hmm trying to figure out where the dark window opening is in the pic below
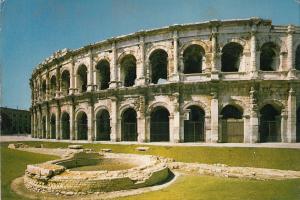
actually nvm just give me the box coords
[296,45,300,70]
[77,65,87,92]
[50,76,56,97]
[296,108,300,142]
[96,60,110,90]
[61,70,70,95]
[121,55,136,87]
[221,42,243,72]
[41,80,47,98]
[260,42,279,71]
[150,49,168,84]
[42,116,46,138]
[183,44,204,74]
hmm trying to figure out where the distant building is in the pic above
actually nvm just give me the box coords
[0,107,31,135]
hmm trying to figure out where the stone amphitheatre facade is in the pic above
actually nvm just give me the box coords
[30,18,300,144]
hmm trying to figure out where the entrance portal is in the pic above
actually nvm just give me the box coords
[150,107,170,142]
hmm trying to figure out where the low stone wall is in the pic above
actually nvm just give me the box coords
[24,151,171,195]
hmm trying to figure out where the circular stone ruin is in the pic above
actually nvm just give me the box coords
[24,149,171,195]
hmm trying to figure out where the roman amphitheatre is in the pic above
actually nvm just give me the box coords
[2,18,300,200]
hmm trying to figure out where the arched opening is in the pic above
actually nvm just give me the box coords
[184,105,205,142]
[77,112,87,140]
[50,114,56,139]
[259,104,281,142]
[42,116,46,138]
[50,76,56,98]
[77,65,87,92]
[296,107,300,142]
[96,110,110,141]
[220,105,244,143]
[121,108,137,141]
[96,60,110,90]
[120,55,136,87]
[61,112,70,139]
[41,80,47,99]
[149,49,168,84]
[296,45,300,70]
[61,70,70,95]
[260,42,280,71]
[183,44,205,74]
[221,42,243,72]
[150,106,170,142]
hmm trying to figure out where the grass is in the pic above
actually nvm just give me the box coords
[1,144,59,200]
[22,141,300,170]
[119,174,300,200]
[1,141,300,200]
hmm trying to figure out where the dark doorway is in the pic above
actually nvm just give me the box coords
[42,116,46,138]
[61,112,70,139]
[150,107,170,142]
[77,112,87,140]
[184,106,205,142]
[121,108,137,141]
[259,104,281,142]
[220,105,244,143]
[296,107,300,142]
[296,45,300,71]
[96,110,111,141]
[50,76,56,98]
[50,114,56,139]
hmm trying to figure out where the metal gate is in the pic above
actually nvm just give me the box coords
[259,121,280,142]
[122,122,137,141]
[184,121,204,142]
[221,119,244,143]
[150,122,169,142]
[97,123,110,141]
[77,123,87,140]
[297,122,300,142]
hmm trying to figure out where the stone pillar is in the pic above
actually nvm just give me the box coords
[145,115,150,142]
[249,87,259,143]
[45,71,49,101]
[109,40,118,88]
[243,115,250,143]
[281,112,288,142]
[70,103,75,140]
[56,105,61,140]
[110,97,118,142]
[70,58,75,94]
[205,115,212,142]
[210,92,219,142]
[171,29,180,82]
[55,66,61,98]
[171,93,180,143]
[179,113,185,142]
[210,26,220,80]
[38,108,42,138]
[137,113,146,143]
[250,24,258,78]
[287,25,296,79]
[87,101,94,141]
[136,34,146,86]
[287,88,296,142]
[87,49,95,91]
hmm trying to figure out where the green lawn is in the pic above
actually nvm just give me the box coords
[1,141,300,200]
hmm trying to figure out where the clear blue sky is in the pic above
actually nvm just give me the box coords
[1,0,299,110]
